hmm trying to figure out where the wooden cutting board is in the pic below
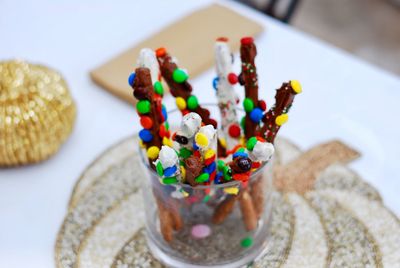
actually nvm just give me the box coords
[90,4,264,105]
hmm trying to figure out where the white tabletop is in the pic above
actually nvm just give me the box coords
[1,0,399,267]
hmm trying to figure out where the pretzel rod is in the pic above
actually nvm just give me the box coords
[238,37,265,140]
[260,81,302,143]
[214,38,241,152]
[156,48,217,128]
[249,175,265,219]
[212,195,238,224]
[156,197,174,242]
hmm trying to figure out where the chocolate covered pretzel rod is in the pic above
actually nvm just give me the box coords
[156,48,217,128]
[260,80,302,143]
[238,37,265,140]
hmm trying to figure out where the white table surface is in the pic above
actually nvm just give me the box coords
[1,0,399,267]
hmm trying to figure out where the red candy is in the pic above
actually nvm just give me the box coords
[228,124,241,138]
[194,151,201,158]
[227,73,238,85]
[182,109,190,116]
[209,171,216,181]
[256,136,265,142]
[258,100,267,111]
[159,124,167,138]
[204,155,216,166]
[252,162,261,169]
[241,37,254,45]
[156,47,166,57]
[216,37,228,42]
[140,116,153,129]
[233,172,250,182]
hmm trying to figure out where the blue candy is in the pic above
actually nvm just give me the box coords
[215,172,223,184]
[139,129,153,142]
[233,151,248,159]
[250,107,263,123]
[128,72,136,86]
[164,165,177,177]
[203,162,217,174]
[162,106,168,121]
[192,140,199,151]
[212,77,219,90]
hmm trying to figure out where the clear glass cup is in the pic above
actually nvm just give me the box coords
[138,106,274,267]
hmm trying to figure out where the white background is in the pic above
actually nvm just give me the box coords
[1,0,399,267]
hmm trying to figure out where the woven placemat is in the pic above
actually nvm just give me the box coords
[55,136,400,268]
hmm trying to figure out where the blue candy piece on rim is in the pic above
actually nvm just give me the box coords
[139,129,153,143]
[128,72,136,86]
[212,77,219,90]
[164,165,177,177]
[250,107,263,123]
[233,151,248,159]
[215,172,223,184]
[203,162,216,174]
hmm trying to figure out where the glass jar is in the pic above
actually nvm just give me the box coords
[138,106,274,267]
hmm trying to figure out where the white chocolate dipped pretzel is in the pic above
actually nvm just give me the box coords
[214,39,240,150]
[137,48,160,83]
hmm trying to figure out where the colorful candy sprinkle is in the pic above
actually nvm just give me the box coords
[195,133,209,147]
[227,73,238,85]
[172,68,188,83]
[228,124,241,138]
[191,224,211,239]
[164,165,177,177]
[195,173,209,183]
[247,137,258,151]
[290,80,302,94]
[187,95,199,110]
[156,162,164,176]
[275,113,289,126]
[224,187,239,195]
[147,146,160,160]
[128,72,136,87]
[154,81,164,95]
[163,176,178,184]
[136,100,151,114]
[241,237,253,248]
[243,98,254,112]
[140,116,153,129]
[249,107,263,123]
[139,129,153,142]
[212,77,219,90]
[175,97,187,110]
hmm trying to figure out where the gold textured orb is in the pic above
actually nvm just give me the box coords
[0,60,77,166]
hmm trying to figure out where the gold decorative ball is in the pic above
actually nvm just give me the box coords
[0,60,77,166]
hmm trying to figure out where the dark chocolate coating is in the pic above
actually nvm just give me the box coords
[174,134,189,145]
[184,155,204,186]
[230,156,252,173]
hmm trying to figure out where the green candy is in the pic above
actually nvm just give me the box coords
[243,98,254,113]
[202,195,211,203]
[164,121,169,131]
[237,147,245,153]
[247,137,258,151]
[217,160,226,171]
[241,237,253,248]
[156,162,164,176]
[195,173,209,183]
[179,147,192,159]
[240,116,246,130]
[223,166,232,181]
[136,100,151,114]
[187,95,199,110]
[172,68,188,83]
[154,81,164,95]
[163,177,178,184]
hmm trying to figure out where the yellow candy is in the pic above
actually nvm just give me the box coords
[219,138,227,148]
[290,80,302,94]
[175,97,187,110]
[139,140,146,148]
[181,190,189,197]
[147,146,160,160]
[180,166,186,181]
[224,187,239,195]
[204,149,215,159]
[275,114,289,126]
[195,133,209,147]
[240,136,246,146]
[162,137,173,147]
